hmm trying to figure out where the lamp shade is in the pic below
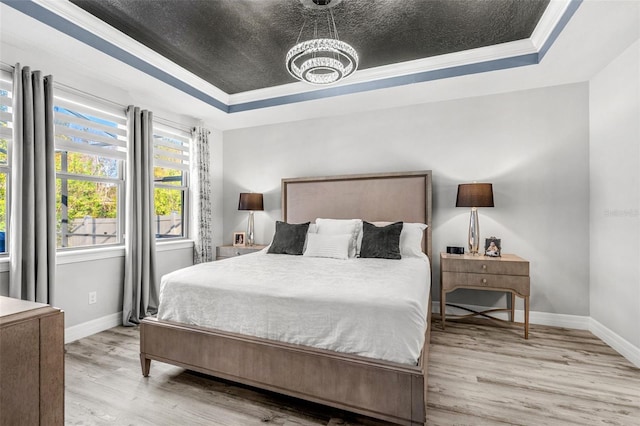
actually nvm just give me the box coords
[238,193,264,211]
[456,183,494,208]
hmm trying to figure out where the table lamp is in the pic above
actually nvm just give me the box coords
[238,193,264,246]
[456,183,494,255]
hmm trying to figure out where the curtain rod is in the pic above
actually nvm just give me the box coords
[0,62,14,73]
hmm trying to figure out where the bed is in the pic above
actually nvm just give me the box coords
[140,170,433,425]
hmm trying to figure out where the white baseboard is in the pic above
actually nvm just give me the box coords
[65,311,122,344]
[432,302,639,367]
[589,318,640,368]
[527,310,591,330]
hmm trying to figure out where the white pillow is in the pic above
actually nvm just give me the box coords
[361,222,427,258]
[399,222,428,258]
[303,233,350,260]
[303,223,318,252]
[315,218,362,258]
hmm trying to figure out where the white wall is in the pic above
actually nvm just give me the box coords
[223,82,591,316]
[589,39,640,350]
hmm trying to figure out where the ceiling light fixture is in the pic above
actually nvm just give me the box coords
[286,0,358,85]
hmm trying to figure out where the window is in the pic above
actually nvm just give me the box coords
[0,69,12,254]
[153,122,190,240]
[53,92,126,249]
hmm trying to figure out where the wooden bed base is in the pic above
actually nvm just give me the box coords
[140,171,433,425]
[140,299,431,425]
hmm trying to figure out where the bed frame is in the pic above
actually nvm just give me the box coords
[140,170,433,425]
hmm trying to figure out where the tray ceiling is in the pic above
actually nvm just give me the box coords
[69,0,550,95]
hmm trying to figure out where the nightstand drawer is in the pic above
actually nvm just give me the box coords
[441,256,528,276]
[216,245,266,260]
[442,272,530,296]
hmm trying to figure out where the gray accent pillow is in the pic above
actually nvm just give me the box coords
[359,221,403,259]
[267,221,310,255]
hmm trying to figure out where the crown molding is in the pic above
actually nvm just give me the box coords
[531,0,574,50]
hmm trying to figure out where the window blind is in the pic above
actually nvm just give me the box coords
[153,122,190,172]
[53,91,127,160]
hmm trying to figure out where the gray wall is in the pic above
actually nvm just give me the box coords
[589,39,640,348]
[56,254,125,328]
[223,83,591,316]
[0,270,8,296]
[57,246,194,328]
[1,246,193,328]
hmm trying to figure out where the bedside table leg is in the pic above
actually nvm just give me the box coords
[524,296,530,339]
[510,293,516,322]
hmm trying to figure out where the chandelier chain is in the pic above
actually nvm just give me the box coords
[330,8,339,41]
[295,18,307,45]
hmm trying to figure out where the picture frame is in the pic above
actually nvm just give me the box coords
[233,232,246,247]
[484,237,501,257]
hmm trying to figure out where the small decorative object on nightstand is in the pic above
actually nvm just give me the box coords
[440,252,530,338]
[216,244,267,261]
[233,231,246,247]
[484,237,501,257]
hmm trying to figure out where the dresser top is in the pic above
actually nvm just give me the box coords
[440,253,528,263]
[0,296,50,316]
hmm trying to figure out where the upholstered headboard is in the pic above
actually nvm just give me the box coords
[282,171,433,261]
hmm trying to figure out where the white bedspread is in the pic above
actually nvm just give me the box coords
[157,250,431,365]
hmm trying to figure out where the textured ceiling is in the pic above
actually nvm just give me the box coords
[70,0,549,95]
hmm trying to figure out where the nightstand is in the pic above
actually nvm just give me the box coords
[216,245,267,260]
[440,252,530,338]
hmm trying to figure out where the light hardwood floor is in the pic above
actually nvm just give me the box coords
[65,319,640,425]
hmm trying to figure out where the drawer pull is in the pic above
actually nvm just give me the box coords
[482,264,487,270]
[482,278,487,284]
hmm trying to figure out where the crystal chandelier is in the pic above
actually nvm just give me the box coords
[286,0,359,85]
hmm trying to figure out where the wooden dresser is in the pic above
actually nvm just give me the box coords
[0,296,64,425]
[440,253,530,338]
[216,244,267,260]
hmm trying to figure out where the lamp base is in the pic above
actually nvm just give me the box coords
[246,211,255,246]
[468,208,480,255]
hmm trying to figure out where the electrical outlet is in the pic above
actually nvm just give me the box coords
[88,291,97,305]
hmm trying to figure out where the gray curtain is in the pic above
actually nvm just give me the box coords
[122,106,158,326]
[191,126,213,264]
[9,64,56,304]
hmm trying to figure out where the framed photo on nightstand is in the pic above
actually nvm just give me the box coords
[233,232,246,247]
[484,237,501,257]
